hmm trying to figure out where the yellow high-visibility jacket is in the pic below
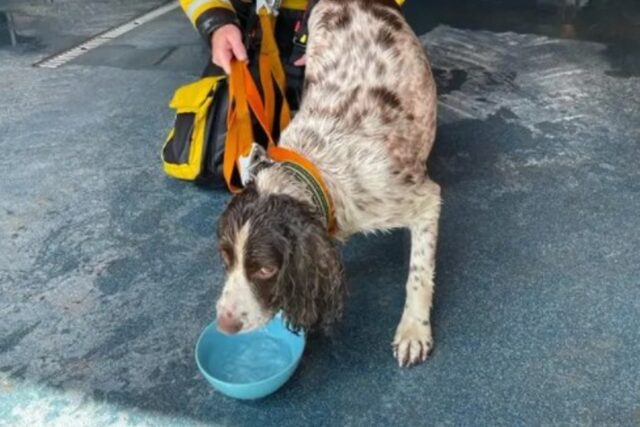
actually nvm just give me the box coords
[180,0,406,43]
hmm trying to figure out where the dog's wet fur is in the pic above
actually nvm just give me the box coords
[215,0,440,367]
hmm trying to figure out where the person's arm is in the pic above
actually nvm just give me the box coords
[179,0,240,45]
[179,0,249,73]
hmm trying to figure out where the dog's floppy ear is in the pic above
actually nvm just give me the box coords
[238,143,273,186]
[274,211,346,334]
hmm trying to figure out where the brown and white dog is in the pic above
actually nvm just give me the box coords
[215,0,439,367]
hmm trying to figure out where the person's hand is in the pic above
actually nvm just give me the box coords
[211,24,247,74]
[293,55,306,67]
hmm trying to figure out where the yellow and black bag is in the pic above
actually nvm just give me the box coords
[162,75,229,185]
[162,3,313,191]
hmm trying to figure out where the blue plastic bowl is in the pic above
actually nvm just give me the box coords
[195,313,305,400]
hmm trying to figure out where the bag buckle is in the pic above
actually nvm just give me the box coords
[238,143,273,186]
[256,0,281,16]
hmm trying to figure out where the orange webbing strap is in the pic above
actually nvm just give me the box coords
[225,63,337,233]
[224,60,275,193]
[267,145,337,234]
[258,8,291,134]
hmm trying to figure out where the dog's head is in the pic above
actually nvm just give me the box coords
[215,185,345,335]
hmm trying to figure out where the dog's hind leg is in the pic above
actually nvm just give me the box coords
[392,179,441,367]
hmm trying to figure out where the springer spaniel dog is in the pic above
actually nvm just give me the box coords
[216,0,439,367]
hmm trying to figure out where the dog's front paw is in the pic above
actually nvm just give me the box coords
[392,318,433,368]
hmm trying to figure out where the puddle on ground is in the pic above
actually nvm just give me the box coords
[406,0,640,78]
[0,11,43,50]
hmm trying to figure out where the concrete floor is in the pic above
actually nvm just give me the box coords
[1,1,639,426]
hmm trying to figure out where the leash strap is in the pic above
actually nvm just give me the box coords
[223,9,336,233]
[258,7,291,135]
[224,60,274,193]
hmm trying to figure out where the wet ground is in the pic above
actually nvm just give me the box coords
[405,0,640,78]
[1,0,639,426]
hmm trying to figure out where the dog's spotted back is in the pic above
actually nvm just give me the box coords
[271,0,438,237]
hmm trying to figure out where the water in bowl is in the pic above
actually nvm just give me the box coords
[210,333,293,384]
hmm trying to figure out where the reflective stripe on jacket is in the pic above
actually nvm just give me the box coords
[179,0,406,43]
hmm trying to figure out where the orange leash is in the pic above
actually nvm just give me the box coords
[258,8,291,134]
[224,7,289,193]
[223,16,336,232]
[224,60,274,193]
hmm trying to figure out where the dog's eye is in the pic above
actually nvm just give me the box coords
[252,266,278,281]
[220,247,233,268]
